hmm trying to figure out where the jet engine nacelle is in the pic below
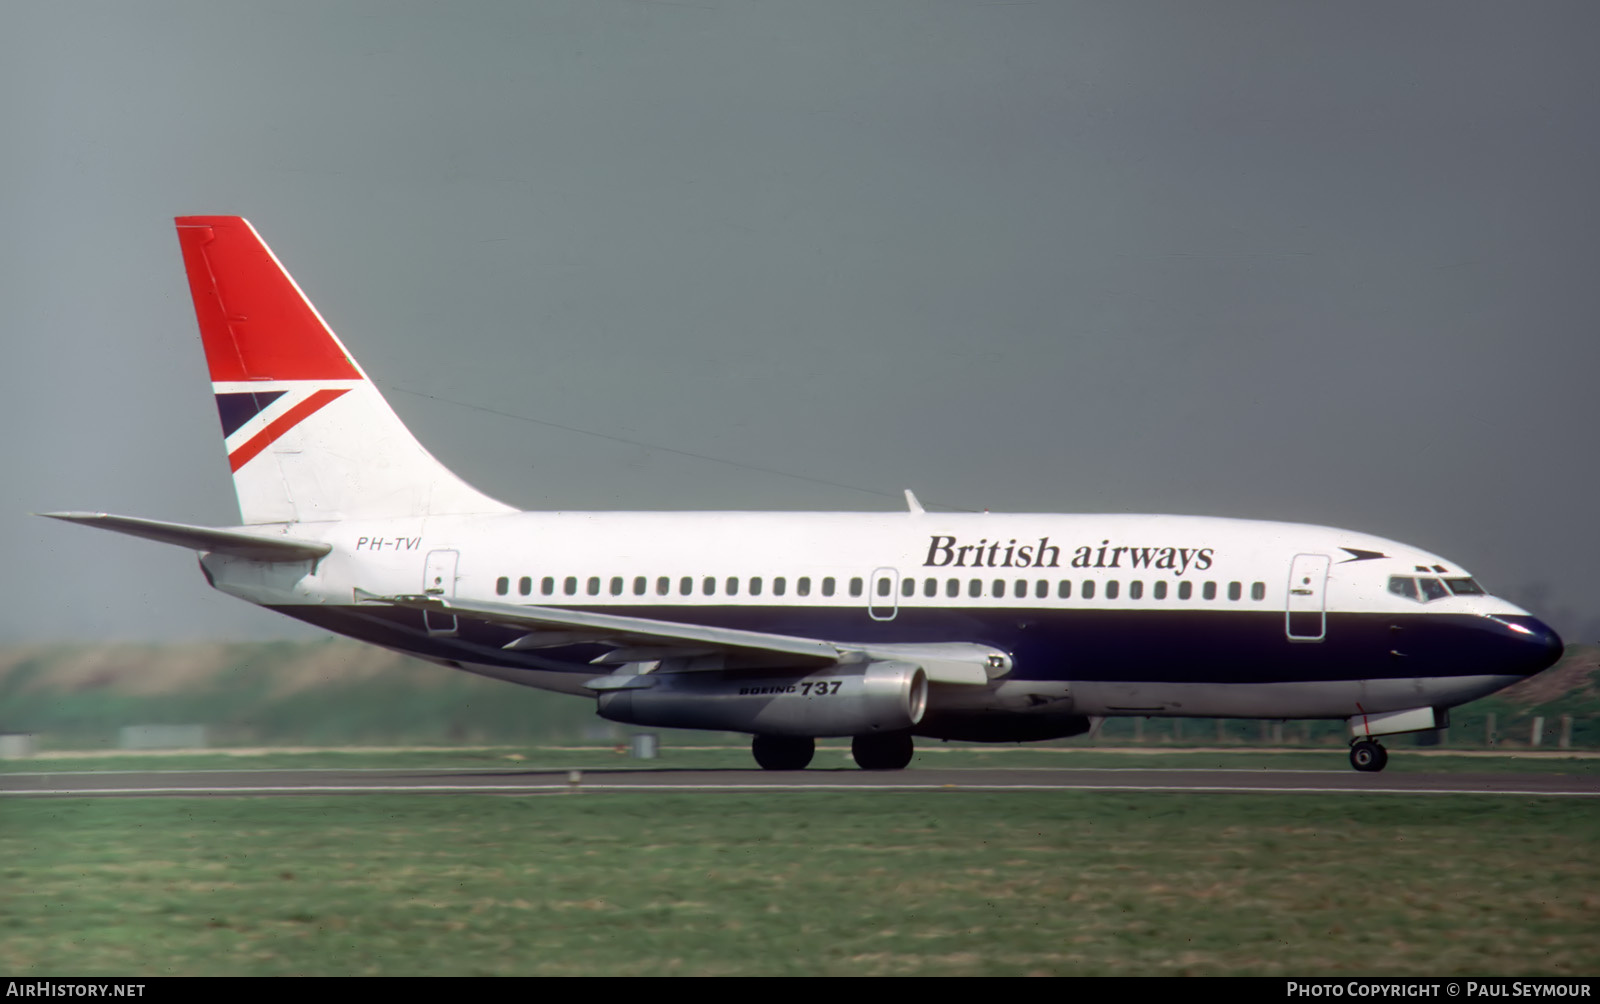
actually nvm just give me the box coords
[595,661,928,737]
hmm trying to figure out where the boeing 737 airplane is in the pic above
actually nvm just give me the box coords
[45,217,1565,772]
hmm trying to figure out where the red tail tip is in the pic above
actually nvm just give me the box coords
[175,216,362,383]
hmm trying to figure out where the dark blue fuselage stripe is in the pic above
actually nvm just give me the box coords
[270,604,1562,685]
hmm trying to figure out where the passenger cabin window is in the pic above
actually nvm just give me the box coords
[680,576,694,596]
[1228,581,1242,601]
[1013,580,1027,599]
[1178,581,1192,600]
[1106,580,1120,600]
[900,578,914,598]
[821,577,835,597]
[1082,580,1095,600]
[797,577,811,597]
[750,577,764,596]
[1128,580,1143,600]
[1035,580,1048,599]
[850,577,864,598]
[1202,581,1217,600]
[656,576,670,596]
[703,576,716,596]
[874,578,890,598]
[726,577,739,596]
[496,576,509,596]
[520,576,532,596]
[1251,582,1266,601]
[773,577,787,596]
[1153,581,1167,600]
[587,577,601,596]
[1058,580,1072,599]
[946,578,960,598]
[634,576,647,596]
[542,576,555,596]
[969,579,983,598]
[924,578,938,598]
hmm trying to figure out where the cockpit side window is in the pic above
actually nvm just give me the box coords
[1445,577,1485,596]
[1388,575,1420,601]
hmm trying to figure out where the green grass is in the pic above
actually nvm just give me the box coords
[3,791,1596,976]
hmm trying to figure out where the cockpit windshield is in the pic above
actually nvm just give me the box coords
[1388,575,1485,603]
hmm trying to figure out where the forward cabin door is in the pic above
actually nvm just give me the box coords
[1286,553,1330,642]
[423,549,460,636]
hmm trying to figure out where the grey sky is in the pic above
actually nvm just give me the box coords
[4,2,1597,643]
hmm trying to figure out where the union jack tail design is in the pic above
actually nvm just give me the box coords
[175,216,512,525]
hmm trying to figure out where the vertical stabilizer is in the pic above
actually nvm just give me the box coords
[175,216,514,524]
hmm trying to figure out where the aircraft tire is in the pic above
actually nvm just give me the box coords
[852,732,914,770]
[1349,740,1388,773]
[752,735,814,771]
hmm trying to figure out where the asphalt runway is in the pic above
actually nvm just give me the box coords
[4,766,1597,797]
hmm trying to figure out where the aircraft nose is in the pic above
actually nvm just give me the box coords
[1493,615,1565,676]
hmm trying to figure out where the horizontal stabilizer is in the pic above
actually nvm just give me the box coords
[40,512,331,562]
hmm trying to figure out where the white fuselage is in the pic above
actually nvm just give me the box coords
[199,510,1559,725]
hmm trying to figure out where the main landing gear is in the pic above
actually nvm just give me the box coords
[1349,739,1388,773]
[852,733,914,771]
[749,733,916,771]
[752,735,814,771]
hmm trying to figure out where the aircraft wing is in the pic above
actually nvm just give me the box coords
[375,594,1003,684]
[381,594,841,665]
[40,512,332,562]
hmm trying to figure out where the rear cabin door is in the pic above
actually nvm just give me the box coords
[423,549,460,636]
[1286,553,1330,642]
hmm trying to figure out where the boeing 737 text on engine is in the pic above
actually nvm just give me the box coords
[44,217,1564,772]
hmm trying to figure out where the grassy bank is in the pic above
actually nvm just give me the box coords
[2,641,1596,752]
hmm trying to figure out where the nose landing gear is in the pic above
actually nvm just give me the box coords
[1349,739,1388,773]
